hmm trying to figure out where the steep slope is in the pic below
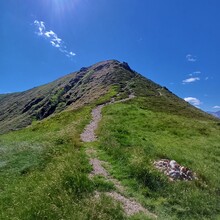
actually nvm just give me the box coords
[0,60,216,134]
[0,60,133,133]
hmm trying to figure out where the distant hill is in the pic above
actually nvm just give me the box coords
[0,60,216,134]
[208,110,220,118]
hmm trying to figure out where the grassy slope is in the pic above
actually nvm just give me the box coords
[97,97,220,219]
[1,59,214,135]
[0,88,219,219]
[0,60,135,135]
[0,62,112,134]
[0,73,219,219]
[0,91,127,219]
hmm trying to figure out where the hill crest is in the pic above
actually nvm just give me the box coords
[0,60,216,134]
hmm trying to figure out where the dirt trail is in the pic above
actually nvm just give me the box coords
[88,149,156,218]
[81,94,157,218]
[80,94,135,142]
[81,105,104,142]
[86,148,125,192]
[106,191,154,217]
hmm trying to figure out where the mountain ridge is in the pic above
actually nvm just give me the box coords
[0,60,217,134]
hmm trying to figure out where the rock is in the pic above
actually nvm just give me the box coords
[154,159,197,181]
[169,160,177,169]
[80,67,88,72]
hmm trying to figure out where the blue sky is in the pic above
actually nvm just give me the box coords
[0,0,219,112]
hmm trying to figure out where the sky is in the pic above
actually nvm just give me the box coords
[0,0,220,112]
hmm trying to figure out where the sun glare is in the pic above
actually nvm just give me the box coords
[43,0,79,17]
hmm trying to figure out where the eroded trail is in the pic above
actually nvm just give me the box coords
[80,94,135,142]
[81,105,104,142]
[81,94,157,218]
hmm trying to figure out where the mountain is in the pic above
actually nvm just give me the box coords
[0,60,219,220]
[208,110,220,118]
[0,60,216,134]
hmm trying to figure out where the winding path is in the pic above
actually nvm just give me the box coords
[81,105,104,142]
[80,94,135,143]
[81,94,157,218]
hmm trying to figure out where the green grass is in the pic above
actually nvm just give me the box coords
[94,85,119,105]
[0,89,219,219]
[97,97,220,220]
[0,106,125,220]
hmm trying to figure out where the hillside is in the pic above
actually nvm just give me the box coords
[0,60,215,134]
[0,60,219,220]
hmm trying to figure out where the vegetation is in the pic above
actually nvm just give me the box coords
[0,60,118,134]
[0,60,219,219]
[0,60,215,134]
[97,97,220,219]
[0,106,127,219]
[1,92,219,219]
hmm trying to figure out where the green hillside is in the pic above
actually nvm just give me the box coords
[0,60,214,134]
[0,60,135,134]
[0,60,219,219]
[98,98,220,219]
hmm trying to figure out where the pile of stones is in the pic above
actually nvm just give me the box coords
[154,159,197,181]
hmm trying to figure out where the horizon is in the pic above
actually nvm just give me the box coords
[1,0,220,112]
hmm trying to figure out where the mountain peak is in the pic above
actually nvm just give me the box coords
[79,60,132,73]
[0,60,217,134]
[0,60,135,133]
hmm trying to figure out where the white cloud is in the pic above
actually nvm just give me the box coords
[65,51,76,58]
[193,71,201,74]
[57,48,76,58]
[186,54,197,62]
[50,41,60,48]
[213,106,220,109]
[184,97,202,106]
[69,51,76,56]
[33,20,76,58]
[205,77,209,80]
[189,71,201,77]
[34,20,45,36]
[182,77,200,84]
[44,30,56,38]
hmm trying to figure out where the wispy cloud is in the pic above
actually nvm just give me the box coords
[184,97,201,106]
[182,77,200,84]
[188,71,201,77]
[34,20,45,36]
[193,71,201,74]
[213,106,220,109]
[186,54,197,62]
[34,20,76,58]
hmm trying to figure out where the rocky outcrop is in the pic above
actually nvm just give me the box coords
[22,97,44,113]
[154,159,197,181]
